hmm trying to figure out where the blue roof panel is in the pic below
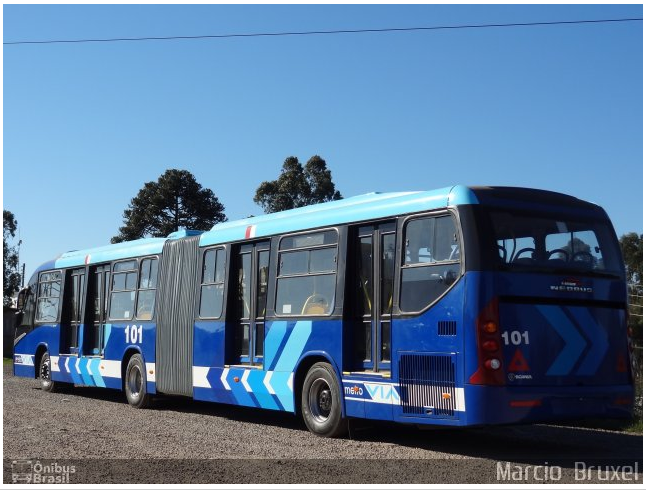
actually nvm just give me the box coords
[200,185,478,247]
[41,185,478,270]
[54,237,168,270]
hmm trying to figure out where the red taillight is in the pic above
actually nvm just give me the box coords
[613,397,633,406]
[510,399,542,408]
[469,297,506,385]
[482,340,499,352]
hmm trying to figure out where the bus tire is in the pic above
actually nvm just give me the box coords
[301,362,346,437]
[124,354,151,409]
[38,352,64,393]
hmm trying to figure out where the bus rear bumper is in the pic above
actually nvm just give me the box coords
[461,384,634,426]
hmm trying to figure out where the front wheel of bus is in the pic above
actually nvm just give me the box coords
[301,362,346,437]
[39,352,62,393]
[125,354,151,409]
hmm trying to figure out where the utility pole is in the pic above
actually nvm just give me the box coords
[17,237,23,288]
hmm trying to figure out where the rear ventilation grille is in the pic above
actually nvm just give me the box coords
[399,354,456,417]
[438,320,457,336]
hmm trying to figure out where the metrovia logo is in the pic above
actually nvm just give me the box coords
[550,278,592,294]
[344,385,364,396]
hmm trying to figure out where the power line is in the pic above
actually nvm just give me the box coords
[3,17,642,46]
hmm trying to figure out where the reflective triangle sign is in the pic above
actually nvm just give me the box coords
[508,348,530,372]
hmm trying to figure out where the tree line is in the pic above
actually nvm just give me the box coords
[3,155,342,304]
[3,158,643,337]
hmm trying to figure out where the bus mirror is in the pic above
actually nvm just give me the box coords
[444,269,457,285]
[15,287,29,312]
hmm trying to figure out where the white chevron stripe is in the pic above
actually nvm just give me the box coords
[241,370,252,392]
[50,356,60,372]
[145,363,156,383]
[64,357,71,373]
[192,366,211,388]
[221,368,231,390]
[263,371,275,395]
[75,358,82,375]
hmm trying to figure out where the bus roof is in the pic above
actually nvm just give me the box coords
[42,184,598,272]
[199,185,477,247]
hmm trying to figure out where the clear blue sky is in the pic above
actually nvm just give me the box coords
[3,4,643,281]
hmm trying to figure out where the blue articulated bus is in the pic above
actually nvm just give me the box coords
[13,185,634,436]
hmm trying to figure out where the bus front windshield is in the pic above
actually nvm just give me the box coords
[488,209,624,277]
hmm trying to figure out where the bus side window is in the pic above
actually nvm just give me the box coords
[136,257,158,320]
[35,271,62,323]
[276,230,338,316]
[199,248,226,319]
[400,215,461,312]
[19,279,37,328]
[109,260,138,320]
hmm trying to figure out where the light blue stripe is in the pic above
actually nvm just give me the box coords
[68,358,83,385]
[273,321,312,372]
[200,187,476,247]
[227,369,255,408]
[79,358,94,386]
[448,185,479,205]
[55,239,166,269]
[537,305,587,376]
[264,321,287,369]
[248,370,279,410]
[90,358,106,388]
[46,187,479,267]
[269,371,294,412]
[103,324,112,349]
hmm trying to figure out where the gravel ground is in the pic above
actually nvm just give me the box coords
[3,364,643,484]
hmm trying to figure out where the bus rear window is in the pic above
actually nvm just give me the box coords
[489,210,623,276]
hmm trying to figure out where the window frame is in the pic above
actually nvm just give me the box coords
[135,255,159,321]
[398,210,464,315]
[107,259,139,321]
[274,228,340,318]
[198,246,227,320]
[34,269,63,324]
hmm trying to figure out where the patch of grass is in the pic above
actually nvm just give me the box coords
[626,416,642,434]
[3,357,12,365]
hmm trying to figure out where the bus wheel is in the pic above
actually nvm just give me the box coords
[301,362,346,437]
[125,354,151,409]
[38,352,61,393]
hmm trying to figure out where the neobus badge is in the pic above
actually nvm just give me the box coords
[550,278,593,293]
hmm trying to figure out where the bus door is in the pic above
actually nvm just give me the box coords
[233,241,270,366]
[85,264,110,356]
[351,222,396,373]
[60,268,85,355]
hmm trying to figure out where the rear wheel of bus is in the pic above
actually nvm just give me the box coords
[301,362,346,437]
[125,354,151,409]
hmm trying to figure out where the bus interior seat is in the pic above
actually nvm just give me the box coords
[513,257,535,265]
[302,294,328,315]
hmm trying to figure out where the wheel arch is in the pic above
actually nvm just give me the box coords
[293,351,345,417]
[121,346,144,391]
[33,343,49,379]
